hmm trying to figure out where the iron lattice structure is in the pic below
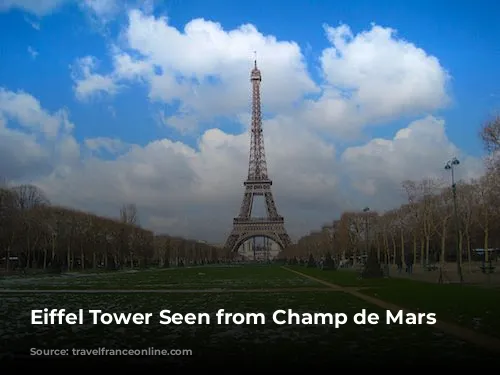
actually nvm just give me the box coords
[224,60,292,253]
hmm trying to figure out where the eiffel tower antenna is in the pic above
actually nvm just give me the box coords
[223,58,292,254]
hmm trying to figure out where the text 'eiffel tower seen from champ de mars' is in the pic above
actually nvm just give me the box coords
[223,58,292,253]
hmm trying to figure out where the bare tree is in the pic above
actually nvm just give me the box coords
[456,181,476,272]
[480,114,500,153]
[419,178,439,266]
[13,184,50,210]
[402,180,423,265]
[473,172,499,265]
[120,203,138,225]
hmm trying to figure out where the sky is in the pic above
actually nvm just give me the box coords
[0,0,499,244]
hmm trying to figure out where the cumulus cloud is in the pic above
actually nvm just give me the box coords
[71,9,318,130]
[0,88,78,182]
[341,116,484,208]
[1,9,481,244]
[71,56,121,101]
[0,88,71,137]
[72,12,450,138]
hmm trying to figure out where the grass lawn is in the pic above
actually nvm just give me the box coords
[0,265,498,367]
[0,265,324,290]
[292,266,500,338]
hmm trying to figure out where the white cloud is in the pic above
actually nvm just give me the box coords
[79,0,120,28]
[0,0,67,16]
[84,137,128,155]
[0,88,71,137]
[24,16,40,29]
[71,10,318,129]
[81,0,118,18]
[1,89,479,243]
[0,0,120,18]
[296,24,450,137]
[341,116,484,207]
[2,11,482,244]
[27,46,38,58]
[73,12,450,139]
[0,88,78,182]
[71,56,121,101]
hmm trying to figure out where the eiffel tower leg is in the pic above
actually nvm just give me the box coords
[264,191,279,218]
[239,189,253,217]
[224,231,240,253]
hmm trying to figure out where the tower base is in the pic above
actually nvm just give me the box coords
[224,218,292,253]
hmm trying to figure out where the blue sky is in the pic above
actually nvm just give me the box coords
[0,0,498,241]
[2,0,499,154]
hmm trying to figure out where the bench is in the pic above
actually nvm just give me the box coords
[425,264,438,271]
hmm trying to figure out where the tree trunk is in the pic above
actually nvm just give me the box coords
[466,233,472,273]
[67,244,72,271]
[81,244,85,270]
[440,222,447,266]
[484,229,489,262]
[6,246,10,271]
[26,236,31,269]
[376,238,381,261]
[51,237,56,260]
[391,236,397,265]
[420,238,425,267]
[383,234,390,264]
[425,235,430,265]
[458,229,463,271]
[400,229,405,266]
[43,247,47,270]
[412,234,417,265]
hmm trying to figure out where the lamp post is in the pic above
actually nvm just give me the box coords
[363,207,370,262]
[445,157,464,284]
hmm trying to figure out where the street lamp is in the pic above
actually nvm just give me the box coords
[445,157,464,283]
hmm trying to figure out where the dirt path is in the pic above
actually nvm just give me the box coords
[283,266,500,354]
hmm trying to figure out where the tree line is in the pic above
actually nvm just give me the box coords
[280,115,500,271]
[0,184,225,273]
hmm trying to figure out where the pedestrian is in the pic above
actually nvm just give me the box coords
[405,253,414,275]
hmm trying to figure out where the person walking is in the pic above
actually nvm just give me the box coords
[405,252,414,275]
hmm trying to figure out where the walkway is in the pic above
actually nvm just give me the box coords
[283,266,500,354]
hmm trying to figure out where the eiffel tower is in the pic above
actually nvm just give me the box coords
[224,59,292,253]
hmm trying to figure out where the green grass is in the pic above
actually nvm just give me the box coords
[0,266,325,290]
[288,266,419,287]
[0,265,498,365]
[293,266,500,338]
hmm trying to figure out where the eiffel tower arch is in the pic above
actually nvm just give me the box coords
[224,59,292,253]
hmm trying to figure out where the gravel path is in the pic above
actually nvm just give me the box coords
[283,266,500,354]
